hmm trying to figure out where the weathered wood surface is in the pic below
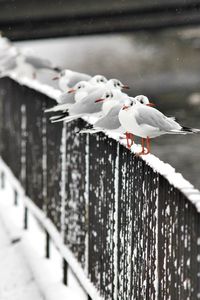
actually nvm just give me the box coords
[1,0,200,40]
[64,119,88,268]
[0,77,200,299]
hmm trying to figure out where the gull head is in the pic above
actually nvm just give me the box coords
[90,75,107,85]
[68,81,92,93]
[95,90,114,103]
[135,95,155,107]
[122,98,137,110]
[95,89,124,104]
[107,79,129,90]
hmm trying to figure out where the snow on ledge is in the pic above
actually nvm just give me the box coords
[4,75,200,212]
[8,72,61,101]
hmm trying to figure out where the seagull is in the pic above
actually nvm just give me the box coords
[79,89,131,134]
[45,81,96,113]
[52,69,93,91]
[51,79,129,124]
[0,48,61,78]
[45,77,107,114]
[79,94,153,149]
[15,51,61,78]
[119,97,200,155]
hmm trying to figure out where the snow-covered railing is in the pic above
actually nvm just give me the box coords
[0,76,200,299]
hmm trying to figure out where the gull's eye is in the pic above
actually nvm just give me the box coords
[78,85,81,89]
[117,82,120,86]
[100,79,104,82]
[140,100,144,104]
[130,102,133,106]
[106,94,109,98]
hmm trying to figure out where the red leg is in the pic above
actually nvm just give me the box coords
[135,138,145,156]
[121,132,134,149]
[145,136,150,154]
[129,133,134,147]
[126,132,131,149]
[135,137,151,156]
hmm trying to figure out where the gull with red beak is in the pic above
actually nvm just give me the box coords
[45,81,96,113]
[119,97,200,156]
[51,79,129,123]
[122,95,155,148]
[79,95,153,146]
[47,76,108,116]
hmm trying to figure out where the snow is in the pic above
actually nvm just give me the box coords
[0,214,43,300]
[8,72,61,101]
[0,157,102,300]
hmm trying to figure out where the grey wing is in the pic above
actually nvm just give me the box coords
[136,106,181,131]
[67,73,92,88]
[94,105,121,130]
[59,91,75,104]
[70,89,103,115]
[25,55,52,69]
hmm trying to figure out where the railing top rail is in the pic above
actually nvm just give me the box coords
[7,73,200,213]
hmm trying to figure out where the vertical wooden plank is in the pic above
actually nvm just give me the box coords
[88,133,118,299]
[118,148,158,300]
[25,88,44,208]
[64,119,87,268]
[45,100,63,231]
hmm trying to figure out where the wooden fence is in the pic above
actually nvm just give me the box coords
[0,76,200,299]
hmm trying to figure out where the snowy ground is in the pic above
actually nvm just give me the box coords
[0,219,43,300]
[0,175,87,300]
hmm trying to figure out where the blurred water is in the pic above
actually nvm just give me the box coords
[16,28,200,189]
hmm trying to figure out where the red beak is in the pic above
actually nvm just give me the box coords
[122,105,129,110]
[52,76,59,81]
[122,85,130,89]
[68,88,76,94]
[146,102,155,107]
[95,98,104,103]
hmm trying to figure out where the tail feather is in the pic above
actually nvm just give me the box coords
[169,127,200,134]
[50,112,69,121]
[45,103,70,113]
[181,126,200,134]
[51,114,81,124]
[79,128,101,134]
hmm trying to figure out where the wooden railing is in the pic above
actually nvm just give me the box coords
[0,76,200,299]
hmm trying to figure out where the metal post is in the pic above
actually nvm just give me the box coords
[63,259,68,285]
[24,206,28,229]
[14,190,18,206]
[45,230,50,258]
